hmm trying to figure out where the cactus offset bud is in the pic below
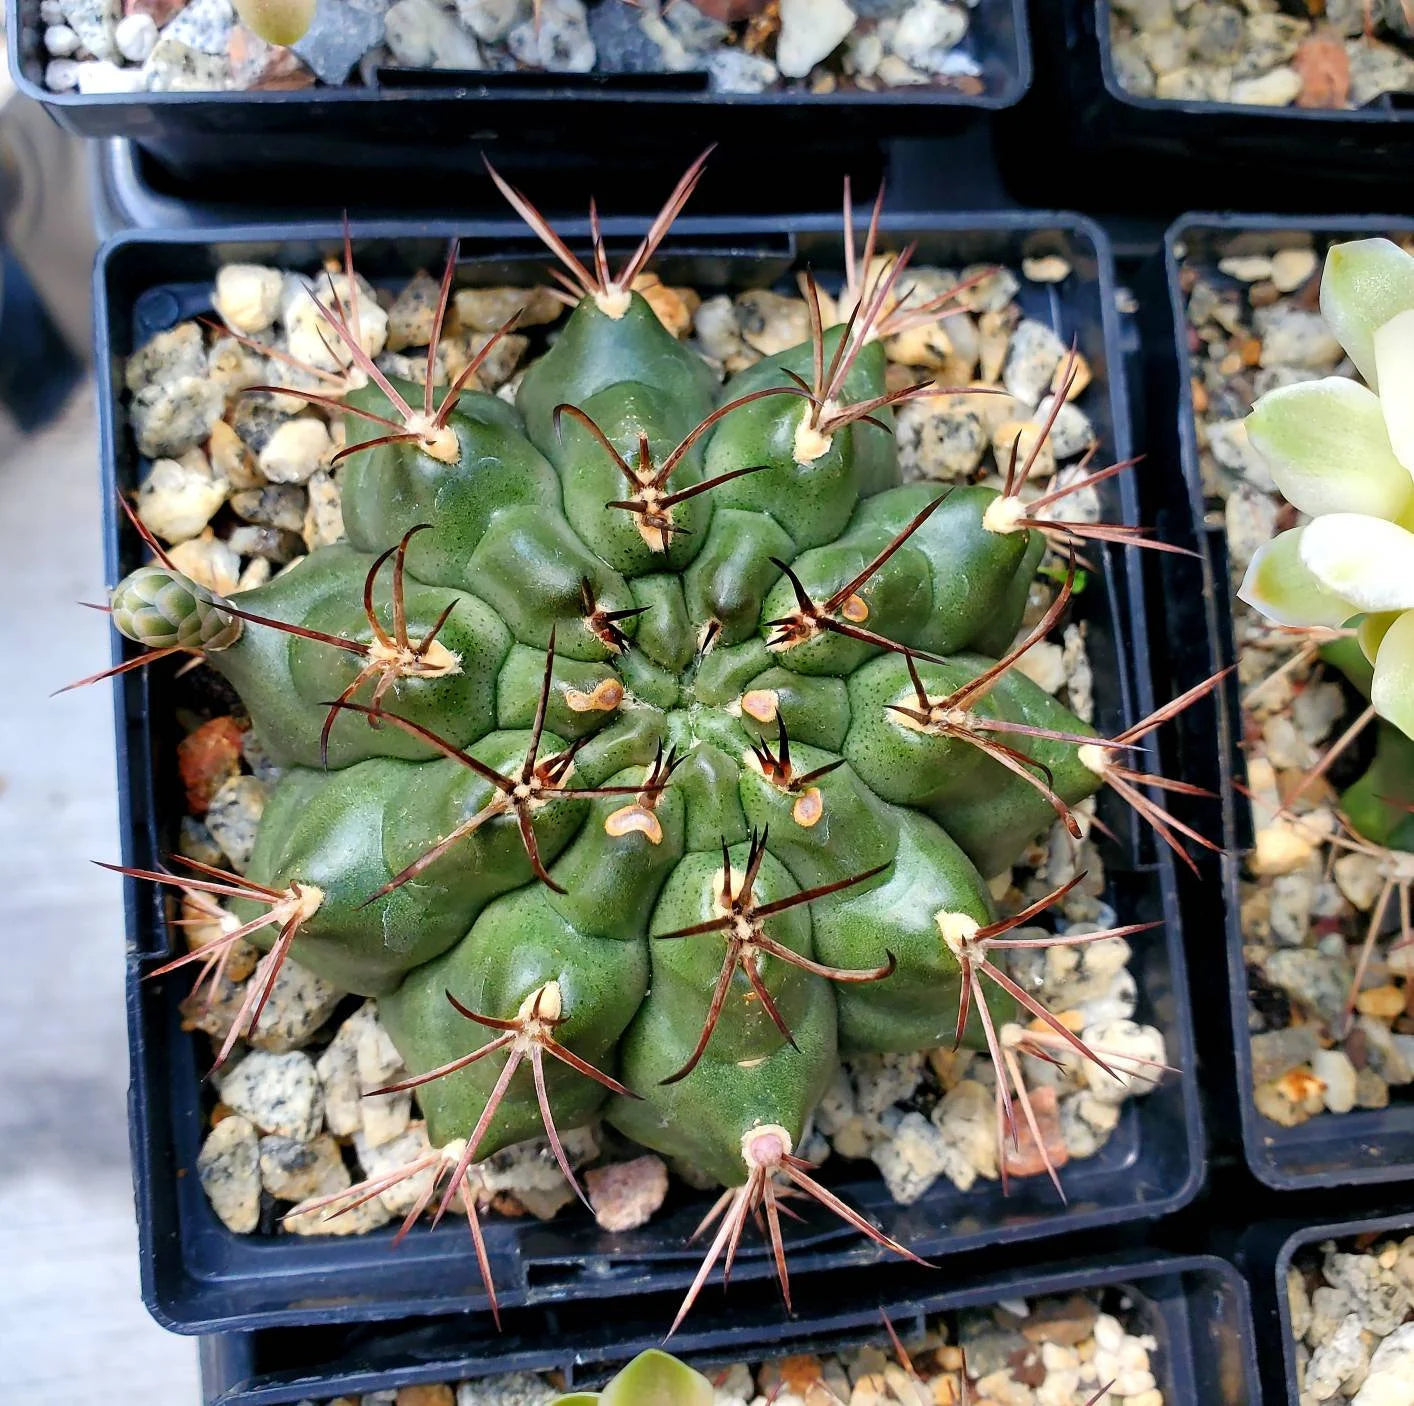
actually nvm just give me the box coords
[87,157,1211,1331]
[111,564,242,652]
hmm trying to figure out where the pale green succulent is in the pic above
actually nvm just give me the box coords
[553,1350,714,1406]
[1239,237,1414,741]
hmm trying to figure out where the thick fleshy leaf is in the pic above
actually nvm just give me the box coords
[1374,309,1414,475]
[1300,514,1414,613]
[1246,377,1413,520]
[1359,610,1400,665]
[596,1350,715,1406]
[1372,608,1414,741]
[1320,238,1414,389]
[1238,527,1359,628]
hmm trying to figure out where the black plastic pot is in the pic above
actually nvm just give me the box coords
[196,1251,1257,1404]
[100,210,1201,1335]
[1239,1207,1414,1403]
[1031,1,1414,206]
[1148,214,1414,1192]
[10,0,1030,184]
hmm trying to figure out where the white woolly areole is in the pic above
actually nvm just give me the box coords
[982,495,1027,535]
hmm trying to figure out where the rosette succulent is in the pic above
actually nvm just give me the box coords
[87,158,1197,1329]
[1239,237,1414,743]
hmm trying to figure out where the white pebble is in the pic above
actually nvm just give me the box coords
[75,58,146,91]
[44,24,81,55]
[197,1114,261,1233]
[136,452,230,544]
[214,263,284,334]
[45,58,81,88]
[40,0,65,22]
[115,12,158,62]
[776,0,856,78]
[218,1050,324,1142]
[258,417,331,484]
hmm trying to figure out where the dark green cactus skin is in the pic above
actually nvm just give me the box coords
[117,289,1107,1192]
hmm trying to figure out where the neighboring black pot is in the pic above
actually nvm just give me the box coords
[1035,1,1414,205]
[1240,1207,1414,1403]
[1145,213,1414,1191]
[9,0,1030,185]
[197,1251,1258,1404]
[100,211,1201,1334]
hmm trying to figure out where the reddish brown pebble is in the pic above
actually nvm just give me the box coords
[126,0,186,22]
[688,0,769,19]
[585,1154,669,1233]
[395,1386,454,1406]
[178,716,247,815]
[1002,1085,1069,1179]
[1293,30,1350,109]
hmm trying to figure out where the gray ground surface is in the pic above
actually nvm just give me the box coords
[0,384,200,1397]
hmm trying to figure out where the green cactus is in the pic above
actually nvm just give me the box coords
[94,159,1203,1330]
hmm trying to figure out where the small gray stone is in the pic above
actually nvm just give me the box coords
[1110,32,1156,95]
[1355,1322,1414,1405]
[259,1132,351,1201]
[143,35,230,89]
[1229,66,1302,107]
[127,322,208,393]
[1003,319,1066,407]
[246,959,342,1053]
[197,1114,261,1233]
[1256,304,1344,369]
[456,1373,557,1406]
[507,0,593,70]
[1308,1314,1367,1399]
[303,469,345,549]
[872,1110,965,1204]
[457,0,526,41]
[1250,1025,1319,1084]
[60,0,119,60]
[1261,947,1354,1029]
[958,1313,1031,1380]
[896,396,988,480]
[849,1049,925,1116]
[285,1189,392,1235]
[1032,397,1095,460]
[386,0,483,67]
[315,1004,370,1137]
[162,0,233,55]
[1346,35,1414,107]
[1188,1,1243,63]
[231,394,295,454]
[1325,1249,1412,1335]
[230,483,308,532]
[205,774,269,871]
[219,1050,324,1141]
[227,524,306,564]
[707,47,779,92]
[885,0,966,72]
[292,0,386,83]
[587,0,672,72]
[1359,1015,1414,1084]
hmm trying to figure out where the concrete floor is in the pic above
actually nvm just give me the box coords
[0,384,201,1398]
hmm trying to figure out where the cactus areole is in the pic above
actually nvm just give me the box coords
[98,158,1193,1330]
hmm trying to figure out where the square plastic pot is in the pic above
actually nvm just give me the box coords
[1053,1,1414,190]
[10,0,1030,182]
[1147,213,1414,1191]
[97,210,1202,1333]
[196,1251,1257,1404]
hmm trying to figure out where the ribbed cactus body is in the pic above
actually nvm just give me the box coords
[117,284,1110,1191]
